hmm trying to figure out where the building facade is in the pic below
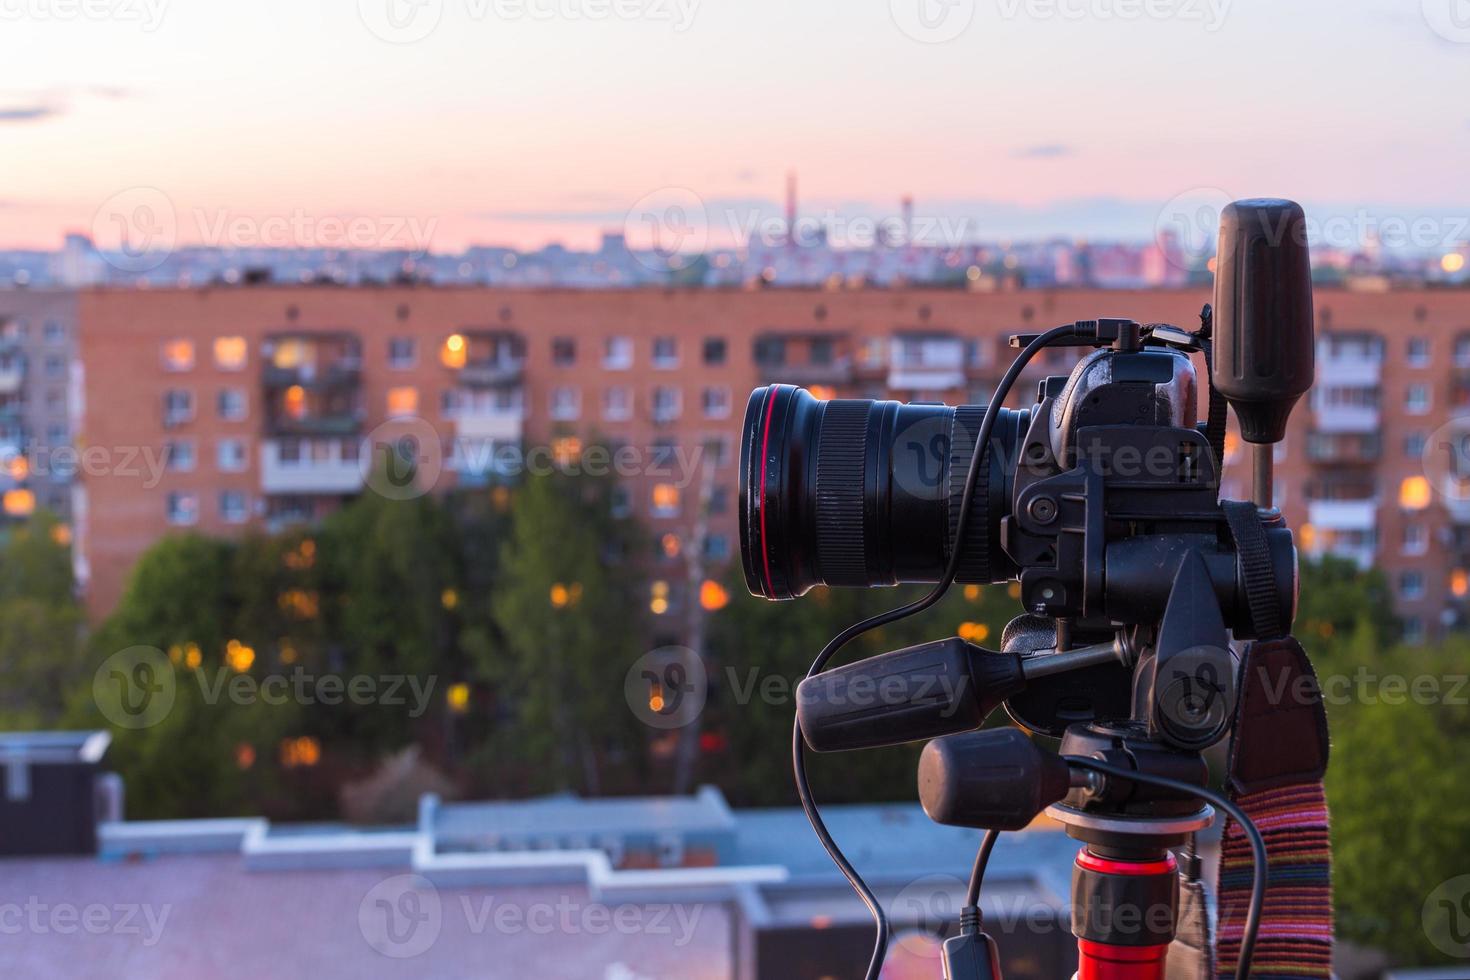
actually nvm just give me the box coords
[0,289,78,528]
[73,285,1470,639]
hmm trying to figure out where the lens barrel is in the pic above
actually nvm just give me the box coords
[739,384,1025,599]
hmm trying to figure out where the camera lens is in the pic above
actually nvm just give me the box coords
[739,384,1027,600]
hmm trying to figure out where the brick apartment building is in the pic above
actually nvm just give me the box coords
[0,289,78,525]
[72,285,1470,641]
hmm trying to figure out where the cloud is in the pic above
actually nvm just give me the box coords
[0,104,61,123]
[1012,144,1075,159]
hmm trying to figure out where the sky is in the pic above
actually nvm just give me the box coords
[2,0,1468,253]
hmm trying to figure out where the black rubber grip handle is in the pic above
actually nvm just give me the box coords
[796,638,1025,752]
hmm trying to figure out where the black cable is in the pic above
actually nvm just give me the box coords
[793,323,1082,980]
[1062,756,1268,980]
[965,828,999,909]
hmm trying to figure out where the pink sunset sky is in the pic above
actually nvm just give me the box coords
[3,0,1468,252]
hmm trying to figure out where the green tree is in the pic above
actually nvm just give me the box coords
[485,469,642,795]
[0,511,84,728]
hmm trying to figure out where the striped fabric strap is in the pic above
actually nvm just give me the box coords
[1215,635,1333,979]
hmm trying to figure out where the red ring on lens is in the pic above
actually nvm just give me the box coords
[757,385,779,598]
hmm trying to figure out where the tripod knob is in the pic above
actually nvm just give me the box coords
[919,728,1072,832]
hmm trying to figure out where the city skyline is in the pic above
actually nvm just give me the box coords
[4,0,1470,251]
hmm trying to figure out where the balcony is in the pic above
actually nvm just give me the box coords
[458,359,525,388]
[260,439,365,495]
[756,356,855,387]
[1308,498,1377,531]
[453,407,524,442]
[1306,431,1381,465]
[266,411,364,438]
[0,363,22,395]
[1316,334,1383,388]
[888,335,966,391]
[261,360,361,389]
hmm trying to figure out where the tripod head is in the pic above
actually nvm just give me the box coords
[741,199,1317,980]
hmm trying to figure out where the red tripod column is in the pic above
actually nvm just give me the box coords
[1072,849,1177,980]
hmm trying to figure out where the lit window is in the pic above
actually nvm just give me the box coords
[214,336,247,371]
[552,436,583,466]
[166,491,199,526]
[699,579,730,611]
[282,385,307,420]
[1454,569,1470,598]
[162,339,195,371]
[652,483,681,517]
[3,489,35,517]
[387,386,419,417]
[1399,476,1432,510]
[441,334,467,369]
[660,533,681,558]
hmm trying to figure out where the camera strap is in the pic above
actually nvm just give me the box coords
[1214,635,1334,977]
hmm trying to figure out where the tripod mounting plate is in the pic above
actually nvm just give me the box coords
[1046,802,1213,838]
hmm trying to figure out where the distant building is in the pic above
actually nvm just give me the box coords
[0,289,78,528]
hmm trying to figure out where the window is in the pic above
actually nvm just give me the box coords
[219,491,248,524]
[1399,570,1426,601]
[811,337,834,365]
[1406,383,1431,415]
[652,386,681,421]
[1404,431,1427,458]
[705,535,730,560]
[166,492,199,526]
[387,386,419,417]
[163,389,194,426]
[1403,616,1425,645]
[701,386,731,419]
[651,483,681,517]
[46,424,66,446]
[604,336,633,369]
[217,439,247,472]
[754,337,786,365]
[388,337,416,369]
[550,386,580,421]
[610,485,632,518]
[1403,522,1428,556]
[652,337,678,368]
[217,388,248,421]
[43,320,65,344]
[45,389,64,412]
[552,337,576,366]
[165,439,196,472]
[44,355,64,379]
[703,338,727,365]
[651,438,678,472]
[162,339,195,371]
[214,336,248,371]
[1407,337,1431,367]
[703,435,730,467]
[709,486,730,515]
[603,386,632,421]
